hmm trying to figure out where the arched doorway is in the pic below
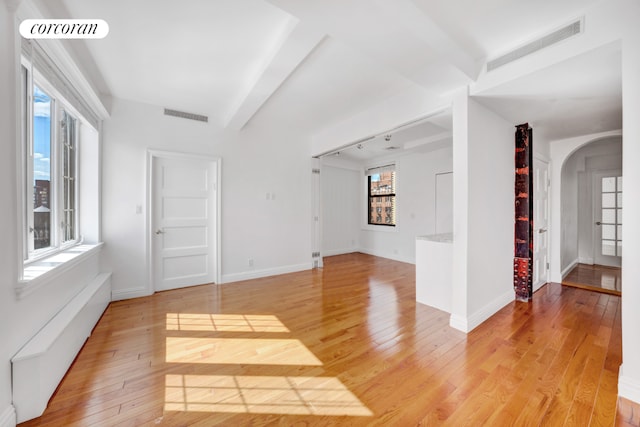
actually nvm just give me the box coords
[551,134,622,294]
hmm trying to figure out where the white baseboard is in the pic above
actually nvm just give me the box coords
[619,366,640,404]
[0,405,16,427]
[533,279,546,293]
[578,257,594,265]
[221,263,309,284]
[449,314,468,332]
[111,286,151,301]
[449,289,514,333]
[357,247,414,265]
[561,259,579,279]
[322,248,357,257]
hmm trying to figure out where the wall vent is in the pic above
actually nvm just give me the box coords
[164,108,209,123]
[487,19,583,72]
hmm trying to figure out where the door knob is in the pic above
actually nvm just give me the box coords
[595,221,602,226]
[538,228,547,234]
[155,229,164,235]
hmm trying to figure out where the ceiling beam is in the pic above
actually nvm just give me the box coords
[225,19,325,130]
[373,0,480,81]
[267,0,477,91]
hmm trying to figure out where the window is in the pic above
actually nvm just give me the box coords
[22,58,80,261]
[16,39,103,293]
[367,166,396,226]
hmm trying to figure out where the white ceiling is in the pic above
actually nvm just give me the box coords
[413,0,602,59]
[51,0,293,126]
[34,0,621,143]
[474,41,622,141]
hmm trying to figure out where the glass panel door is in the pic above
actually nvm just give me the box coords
[600,175,622,257]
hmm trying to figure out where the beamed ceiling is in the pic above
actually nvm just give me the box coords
[33,0,621,147]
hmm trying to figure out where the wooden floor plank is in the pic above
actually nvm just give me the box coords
[563,263,622,295]
[17,253,635,426]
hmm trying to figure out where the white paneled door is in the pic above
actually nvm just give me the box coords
[152,154,219,291]
[533,157,550,291]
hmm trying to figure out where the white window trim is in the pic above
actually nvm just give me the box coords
[14,3,109,298]
[361,223,399,233]
[23,60,83,261]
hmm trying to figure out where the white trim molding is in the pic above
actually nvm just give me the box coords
[357,247,414,265]
[450,289,514,333]
[111,286,151,302]
[619,365,640,404]
[561,259,579,279]
[0,405,16,427]
[222,263,309,284]
[322,248,358,257]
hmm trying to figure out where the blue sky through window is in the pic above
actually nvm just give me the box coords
[33,85,51,183]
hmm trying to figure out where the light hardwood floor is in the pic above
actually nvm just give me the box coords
[19,253,639,426]
[563,263,622,296]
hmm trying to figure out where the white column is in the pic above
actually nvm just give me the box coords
[450,88,469,331]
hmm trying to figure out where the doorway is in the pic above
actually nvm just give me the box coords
[558,137,622,295]
[533,157,550,291]
[149,151,221,292]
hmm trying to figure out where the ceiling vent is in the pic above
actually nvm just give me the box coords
[487,19,583,72]
[164,108,208,123]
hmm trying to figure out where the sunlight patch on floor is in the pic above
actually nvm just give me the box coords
[166,313,290,332]
[165,337,322,365]
[164,375,373,416]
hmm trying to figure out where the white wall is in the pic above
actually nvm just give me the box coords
[102,97,313,298]
[358,145,453,264]
[532,129,551,160]
[451,92,514,332]
[619,0,640,402]
[320,143,453,264]
[560,155,579,273]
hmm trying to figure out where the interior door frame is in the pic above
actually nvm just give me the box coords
[146,149,222,294]
[592,168,622,267]
[533,153,551,291]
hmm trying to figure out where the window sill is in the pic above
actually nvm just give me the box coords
[361,224,398,233]
[16,242,104,299]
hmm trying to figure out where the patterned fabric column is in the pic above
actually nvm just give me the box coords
[514,123,533,301]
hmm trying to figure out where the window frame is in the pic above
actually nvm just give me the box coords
[367,170,396,227]
[22,57,81,264]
